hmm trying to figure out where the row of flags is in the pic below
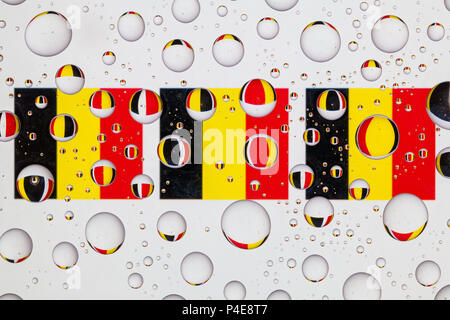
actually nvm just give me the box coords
[13,86,437,201]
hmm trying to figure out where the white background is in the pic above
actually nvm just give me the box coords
[0,0,449,299]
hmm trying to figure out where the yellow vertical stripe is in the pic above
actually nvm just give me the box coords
[202,88,246,199]
[56,89,101,199]
[363,116,397,158]
[260,80,275,104]
[247,236,267,249]
[266,138,277,167]
[163,40,174,50]
[157,142,168,165]
[188,89,202,112]
[148,184,154,196]
[103,167,114,185]
[409,224,426,240]
[348,88,393,200]
[101,90,113,109]
[60,65,74,77]
[436,154,444,176]
[305,215,314,226]
[17,179,29,201]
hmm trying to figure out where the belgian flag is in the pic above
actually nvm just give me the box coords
[14,88,143,200]
[306,88,436,200]
[160,88,289,200]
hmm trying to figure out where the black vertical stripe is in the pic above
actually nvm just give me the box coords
[159,88,202,199]
[129,91,141,114]
[64,115,75,138]
[0,112,4,130]
[70,65,82,78]
[23,176,46,202]
[243,140,250,165]
[306,129,314,142]
[162,138,181,166]
[384,225,395,239]
[14,88,57,199]
[200,89,211,112]
[239,81,248,101]
[310,217,324,228]
[132,184,140,197]
[428,82,450,122]
[388,118,400,154]
[361,188,369,199]
[440,153,450,176]
[164,234,175,241]
[291,172,301,189]
[172,39,183,46]
[306,88,349,200]
[110,169,116,184]
[325,91,341,111]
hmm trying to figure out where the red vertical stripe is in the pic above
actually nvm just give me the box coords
[56,68,63,78]
[356,117,372,157]
[183,40,192,50]
[94,166,104,185]
[245,88,289,200]
[391,230,412,241]
[44,180,54,201]
[49,118,56,136]
[92,91,102,109]
[5,112,16,137]
[100,88,143,199]
[141,184,150,197]
[144,90,160,115]
[304,172,313,189]
[392,88,435,200]
[244,80,265,105]
[324,215,334,227]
